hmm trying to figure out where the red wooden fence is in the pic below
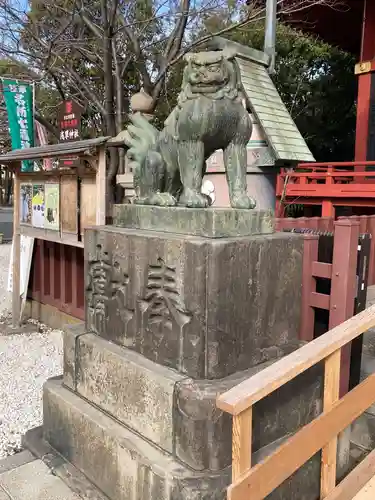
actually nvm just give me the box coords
[275,216,374,395]
[276,215,375,285]
[28,240,85,320]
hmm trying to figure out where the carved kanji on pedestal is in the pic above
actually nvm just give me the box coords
[86,244,134,336]
[138,258,192,367]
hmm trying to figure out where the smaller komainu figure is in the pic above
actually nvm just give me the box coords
[125,48,256,209]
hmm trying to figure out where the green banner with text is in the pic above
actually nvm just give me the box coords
[2,79,34,172]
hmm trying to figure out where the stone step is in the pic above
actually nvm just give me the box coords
[366,285,375,307]
[43,377,231,500]
[42,378,320,500]
[351,412,375,452]
[63,325,323,472]
[0,459,83,500]
[360,353,375,378]
[351,347,375,452]
[348,442,370,474]
[362,328,375,358]
[23,425,109,500]
[359,353,375,415]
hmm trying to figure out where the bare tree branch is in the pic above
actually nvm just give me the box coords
[0,0,344,200]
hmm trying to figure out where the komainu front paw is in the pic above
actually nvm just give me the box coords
[135,192,177,206]
[149,192,177,206]
[179,189,209,208]
[230,193,257,209]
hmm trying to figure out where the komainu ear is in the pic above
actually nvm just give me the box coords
[222,47,237,60]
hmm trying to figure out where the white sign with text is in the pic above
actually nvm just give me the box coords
[8,235,34,297]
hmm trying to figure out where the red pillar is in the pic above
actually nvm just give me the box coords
[355,0,375,164]
[322,200,334,218]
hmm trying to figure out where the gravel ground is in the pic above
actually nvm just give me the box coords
[0,243,63,458]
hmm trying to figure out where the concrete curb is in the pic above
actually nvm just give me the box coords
[0,452,36,476]
[23,427,109,500]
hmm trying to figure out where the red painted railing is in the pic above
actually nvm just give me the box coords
[28,240,84,320]
[276,162,375,217]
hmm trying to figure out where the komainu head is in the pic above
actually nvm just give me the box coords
[179,48,242,102]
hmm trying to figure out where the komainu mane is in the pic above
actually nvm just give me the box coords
[125,48,256,209]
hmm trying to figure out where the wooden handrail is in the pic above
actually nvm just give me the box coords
[218,304,375,499]
[325,448,375,500]
[217,304,375,415]
[228,374,375,500]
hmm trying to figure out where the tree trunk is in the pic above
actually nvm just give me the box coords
[112,40,126,177]
[101,0,118,214]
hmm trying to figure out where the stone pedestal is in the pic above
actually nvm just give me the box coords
[34,207,323,499]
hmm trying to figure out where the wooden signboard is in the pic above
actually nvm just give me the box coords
[58,99,84,167]
[80,177,96,237]
[61,175,78,236]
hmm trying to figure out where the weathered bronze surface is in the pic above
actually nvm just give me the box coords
[113,205,274,238]
[125,49,255,209]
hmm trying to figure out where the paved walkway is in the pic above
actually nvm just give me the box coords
[0,451,81,500]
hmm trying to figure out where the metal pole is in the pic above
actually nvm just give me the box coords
[264,0,277,74]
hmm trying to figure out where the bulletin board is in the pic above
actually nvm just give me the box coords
[18,171,99,248]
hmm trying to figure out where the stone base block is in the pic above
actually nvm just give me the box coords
[113,205,274,238]
[65,328,186,454]
[85,227,303,379]
[42,378,320,500]
[44,378,230,500]
[63,326,323,472]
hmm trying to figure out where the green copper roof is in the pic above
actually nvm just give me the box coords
[236,56,315,163]
[205,37,315,164]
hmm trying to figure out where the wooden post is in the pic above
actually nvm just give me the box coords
[275,199,285,218]
[350,233,371,390]
[60,244,68,306]
[330,220,360,397]
[368,216,375,285]
[12,163,21,328]
[322,201,334,218]
[359,215,369,234]
[72,246,79,310]
[49,242,56,304]
[232,407,253,482]
[39,240,46,302]
[300,234,319,341]
[320,349,341,498]
[96,146,106,226]
[320,217,334,232]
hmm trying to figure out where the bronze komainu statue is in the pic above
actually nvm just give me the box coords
[125,48,256,209]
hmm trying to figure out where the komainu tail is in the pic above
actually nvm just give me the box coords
[124,113,159,173]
